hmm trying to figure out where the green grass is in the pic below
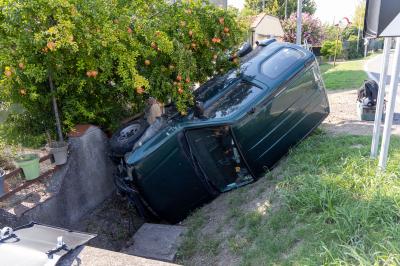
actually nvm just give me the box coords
[178,132,400,265]
[321,58,369,90]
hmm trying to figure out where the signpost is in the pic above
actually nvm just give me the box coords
[379,38,400,169]
[364,0,400,170]
[370,37,392,158]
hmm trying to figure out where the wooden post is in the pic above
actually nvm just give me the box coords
[48,72,64,143]
[333,26,340,67]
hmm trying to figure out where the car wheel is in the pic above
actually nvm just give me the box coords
[110,119,149,156]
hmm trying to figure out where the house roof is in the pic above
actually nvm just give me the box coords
[250,13,267,29]
[250,13,281,28]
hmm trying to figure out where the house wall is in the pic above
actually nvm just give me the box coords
[250,16,285,47]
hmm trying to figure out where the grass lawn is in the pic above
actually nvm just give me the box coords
[178,132,400,265]
[320,57,370,90]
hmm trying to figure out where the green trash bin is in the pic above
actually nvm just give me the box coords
[15,154,40,180]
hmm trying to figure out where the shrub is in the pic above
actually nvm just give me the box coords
[321,40,343,58]
[282,12,323,45]
[346,35,363,60]
[0,0,244,138]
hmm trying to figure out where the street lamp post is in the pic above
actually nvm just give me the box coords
[296,0,302,45]
[285,0,288,19]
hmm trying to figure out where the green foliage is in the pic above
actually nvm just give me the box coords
[321,40,343,57]
[0,0,244,138]
[322,24,338,41]
[353,0,366,29]
[346,35,363,60]
[245,0,316,19]
[342,25,359,40]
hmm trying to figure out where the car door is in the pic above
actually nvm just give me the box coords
[232,62,329,177]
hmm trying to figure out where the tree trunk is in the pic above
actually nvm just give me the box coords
[48,72,64,143]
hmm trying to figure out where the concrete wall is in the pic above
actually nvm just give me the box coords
[0,126,116,227]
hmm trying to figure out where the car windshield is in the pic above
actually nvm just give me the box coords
[204,81,263,119]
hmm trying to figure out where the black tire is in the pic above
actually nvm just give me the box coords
[110,119,149,157]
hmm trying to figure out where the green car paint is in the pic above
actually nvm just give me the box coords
[124,41,330,223]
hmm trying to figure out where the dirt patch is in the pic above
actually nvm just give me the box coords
[73,194,144,252]
[180,173,279,266]
[321,89,400,136]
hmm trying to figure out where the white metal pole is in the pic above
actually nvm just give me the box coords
[296,0,302,45]
[371,37,392,158]
[285,0,288,19]
[378,37,400,170]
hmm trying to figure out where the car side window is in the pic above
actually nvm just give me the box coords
[261,48,305,79]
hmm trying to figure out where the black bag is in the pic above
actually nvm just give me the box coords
[357,80,379,107]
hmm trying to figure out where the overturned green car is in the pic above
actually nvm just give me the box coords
[112,40,330,223]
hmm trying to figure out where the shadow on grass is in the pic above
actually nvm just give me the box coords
[319,63,334,74]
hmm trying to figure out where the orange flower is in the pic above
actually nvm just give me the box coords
[219,17,225,25]
[144,60,151,66]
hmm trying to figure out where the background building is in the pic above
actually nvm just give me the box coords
[249,13,285,47]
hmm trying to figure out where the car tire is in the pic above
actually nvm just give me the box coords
[110,118,149,157]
